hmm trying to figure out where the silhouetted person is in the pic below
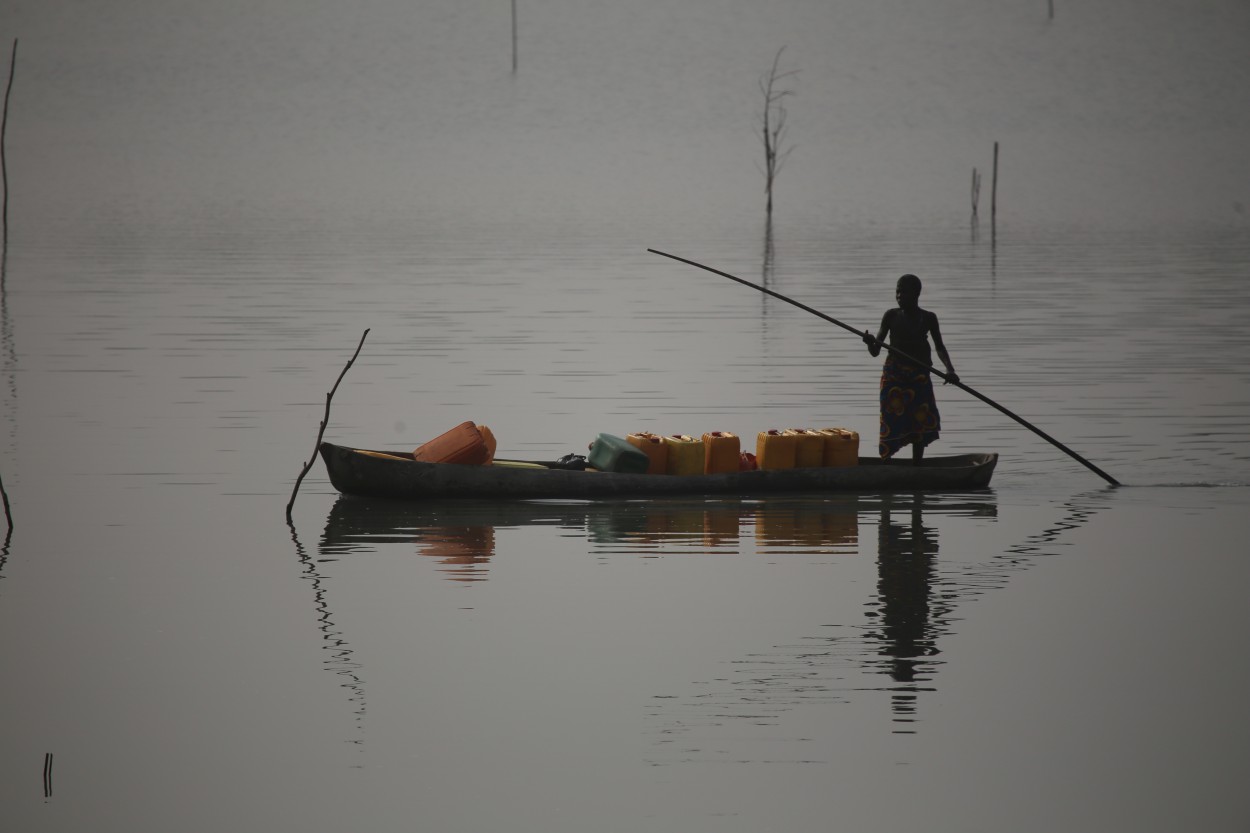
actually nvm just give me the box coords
[863,274,958,463]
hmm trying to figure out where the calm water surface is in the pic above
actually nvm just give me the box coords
[3,1,1250,831]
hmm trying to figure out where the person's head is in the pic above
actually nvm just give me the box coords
[896,274,922,308]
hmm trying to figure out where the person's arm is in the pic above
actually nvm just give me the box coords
[863,310,892,357]
[929,313,959,383]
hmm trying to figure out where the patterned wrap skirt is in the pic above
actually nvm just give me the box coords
[878,356,941,457]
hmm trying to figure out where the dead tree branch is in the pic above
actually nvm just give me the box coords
[758,47,797,216]
[285,329,370,523]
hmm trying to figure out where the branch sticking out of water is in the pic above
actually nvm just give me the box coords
[758,47,797,217]
[285,329,370,523]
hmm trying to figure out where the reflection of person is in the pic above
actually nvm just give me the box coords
[862,274,959,462]
[875,500,942,687]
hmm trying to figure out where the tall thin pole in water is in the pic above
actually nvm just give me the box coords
[0,40,14,528]
[2,39,17,245]
[991,141,999,236]
[511,0,518,74]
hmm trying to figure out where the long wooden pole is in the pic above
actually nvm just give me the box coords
[991,141,999,232]
[647,248,1120,486]
[2,39,18,243]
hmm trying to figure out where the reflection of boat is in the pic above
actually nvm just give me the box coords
[321,494,839,555]
[320,492,999,582]
[319,442,997,500]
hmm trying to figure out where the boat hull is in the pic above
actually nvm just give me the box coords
[318,442,997,500]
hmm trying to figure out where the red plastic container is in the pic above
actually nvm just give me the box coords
[413,421,495,465]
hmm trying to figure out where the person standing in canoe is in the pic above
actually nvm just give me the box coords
[862,274,959,463]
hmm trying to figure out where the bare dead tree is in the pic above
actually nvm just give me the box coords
[286,329,370,523]
[758,47,797,216]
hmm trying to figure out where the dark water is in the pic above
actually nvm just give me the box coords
[3,1,1250,831]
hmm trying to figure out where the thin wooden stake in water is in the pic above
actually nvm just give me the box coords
[286,329,370,522]
[2,39,18,244]
[43,752,53,798]
[646,248,1120,486]
[991,140,999,232]
[511,0,518,74]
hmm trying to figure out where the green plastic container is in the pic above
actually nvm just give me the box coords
[588,433,651,473]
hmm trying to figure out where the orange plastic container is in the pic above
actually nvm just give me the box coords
[627,432,668,474]
[702,431,740,474]
[413,421,495,465]
[662,434,704,476]
[785,429,826,468]
[756,429,797,470]
[818,428,860,467]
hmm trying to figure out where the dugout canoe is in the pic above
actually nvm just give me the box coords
[318,441,997,500]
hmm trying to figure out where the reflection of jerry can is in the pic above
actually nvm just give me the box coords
[754,507,793,549]
[662,434,704,476]
[702,431,741,474]
[417,525,496,582]
[818,428,860,467]
[822,510,859,550]
[785,429,826,468]
[756,505,858,551]
[703,505,741,549]
[627,432,668,474]
[756,508,828,549]
[666,507,708,537]
[756,429,797,470]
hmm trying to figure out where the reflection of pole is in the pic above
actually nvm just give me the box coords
[291,523,367,724]
[511,0,518,74]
